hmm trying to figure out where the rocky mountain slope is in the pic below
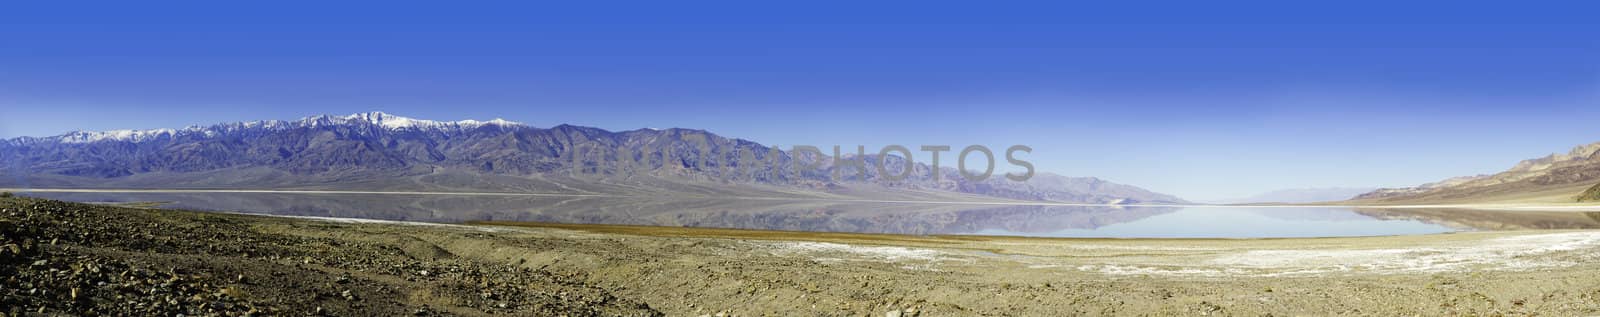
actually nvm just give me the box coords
[1354,141,1600,203]
[1581,182,1600,202]
[0,112,1184,204]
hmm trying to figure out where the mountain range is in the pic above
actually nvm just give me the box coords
[0,112,1185,204]
[1354,141,1600,204]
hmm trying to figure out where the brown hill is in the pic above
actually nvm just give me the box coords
[1580,182,1600,202]
[1353,141,1600,204]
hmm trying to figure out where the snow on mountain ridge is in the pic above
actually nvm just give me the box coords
[37,112,524,144]
[58,128,180,144]
[318,111,522,130]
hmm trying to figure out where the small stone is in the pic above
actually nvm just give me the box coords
[220,287,245,298]
[886,309,903,317]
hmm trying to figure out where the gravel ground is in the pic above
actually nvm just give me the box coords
[1,196,660,316]
[6,195,1600,316]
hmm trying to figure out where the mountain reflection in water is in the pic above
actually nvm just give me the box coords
[22,191,1600,238]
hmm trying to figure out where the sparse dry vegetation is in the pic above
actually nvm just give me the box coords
[1580,182,1600,202]
[8,196,1600,316]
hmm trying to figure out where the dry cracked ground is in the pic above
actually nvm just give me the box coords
[5,195,1600,316]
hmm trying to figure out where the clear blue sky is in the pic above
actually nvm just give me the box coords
[3,1,1599,201]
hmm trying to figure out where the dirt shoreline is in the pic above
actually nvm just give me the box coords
[10,188,1600,212]
[5,196,1600,316]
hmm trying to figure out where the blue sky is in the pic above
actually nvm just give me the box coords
[3,2,1599,201]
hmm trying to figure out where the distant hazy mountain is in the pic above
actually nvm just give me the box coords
[1216,187,1378,204]
[0,112,1185,204]
[1354,141,1600,203]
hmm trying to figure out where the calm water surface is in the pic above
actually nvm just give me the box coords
[23,191,1600,238]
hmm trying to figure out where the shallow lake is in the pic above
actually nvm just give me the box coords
[21,191,1600,238]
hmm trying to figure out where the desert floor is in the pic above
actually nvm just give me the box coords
[5,196,1600,316]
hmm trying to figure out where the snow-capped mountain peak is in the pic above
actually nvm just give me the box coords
[57,128,180,144]
[325,111,523,130]
[34,111,525,144]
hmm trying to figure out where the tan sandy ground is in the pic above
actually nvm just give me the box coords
[6,196,1600,316]
[470,222,1600,315]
